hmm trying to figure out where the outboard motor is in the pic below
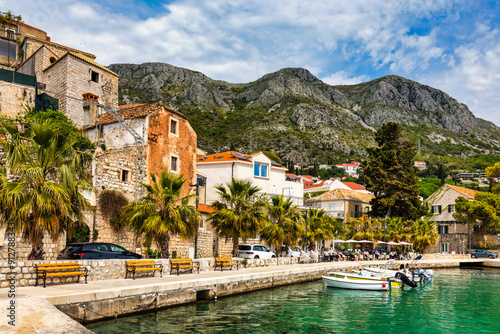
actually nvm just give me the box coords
[413,268,433,283]
[395,272,418,288]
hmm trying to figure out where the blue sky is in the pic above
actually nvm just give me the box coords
[7,0,500,126]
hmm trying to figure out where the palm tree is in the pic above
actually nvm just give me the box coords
[410,218,438,253]
[260,195,304,258]
[209,178,265,256]
[301,208,338,251]
[344,216,382,241]
[124,171,198,258]
[0,119,92,259]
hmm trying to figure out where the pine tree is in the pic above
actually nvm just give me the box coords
[360,122,426,220]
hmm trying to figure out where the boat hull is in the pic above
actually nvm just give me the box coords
[322,273,401,291]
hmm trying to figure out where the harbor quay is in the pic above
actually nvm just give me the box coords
[0,256,497,333]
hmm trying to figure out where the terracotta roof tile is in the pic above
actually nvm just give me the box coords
[311,188,374,203]
[14,20,46,33]
[69,52,118,76]
[342,182,366,191]
[446,184,479,199]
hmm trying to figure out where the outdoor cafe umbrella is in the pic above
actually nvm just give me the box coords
[376,240,387,244]
[386,241,399,245]
[398,241,413,245]
[331,239,346,250]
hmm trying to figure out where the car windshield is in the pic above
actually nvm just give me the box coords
[84,244,110,252]
[238,245,251,251]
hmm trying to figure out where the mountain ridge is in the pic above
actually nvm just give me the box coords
[108,62,500,164]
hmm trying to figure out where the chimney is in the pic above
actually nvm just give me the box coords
[82,93,99,125]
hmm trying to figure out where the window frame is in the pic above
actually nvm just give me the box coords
[170,155,179,173]
[170,118,178,136]
[90,70,99,83]
[253,162,269,178]
[120,169,130,182]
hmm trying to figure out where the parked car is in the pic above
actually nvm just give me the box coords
[374,247,390,255]
[57,243,142,260]
[470,249,498,259]
[238,244,276,259]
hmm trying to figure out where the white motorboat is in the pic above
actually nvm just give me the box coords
[322,272,402,291]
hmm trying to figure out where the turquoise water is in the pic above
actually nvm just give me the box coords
[87,268,500,333]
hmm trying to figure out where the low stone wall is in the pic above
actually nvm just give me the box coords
[0,253,476,288]
[0,256,302,288]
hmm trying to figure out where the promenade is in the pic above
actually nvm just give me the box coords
[0,258,495,333]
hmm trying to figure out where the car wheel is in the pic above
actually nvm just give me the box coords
[254,256,259,259]
[489,255,494,259]
[471,254,477,258]
[271,255,276,258]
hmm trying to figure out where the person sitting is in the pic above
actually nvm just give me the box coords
[363,250,370,261]
[374,250,380,260]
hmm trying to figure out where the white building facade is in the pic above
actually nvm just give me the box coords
[197,151,304,206]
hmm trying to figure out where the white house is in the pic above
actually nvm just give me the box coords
[335,161,361,177]
[196,151,304,206]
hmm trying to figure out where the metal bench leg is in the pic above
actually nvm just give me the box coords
[133,270,136,280]
[43,274,47,288]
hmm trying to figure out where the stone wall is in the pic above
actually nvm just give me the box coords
[0,231,66,261]
[0,81,35,117]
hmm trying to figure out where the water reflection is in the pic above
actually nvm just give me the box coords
[88,268,500,333]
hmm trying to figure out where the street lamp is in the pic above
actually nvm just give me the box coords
[190,180,200,259]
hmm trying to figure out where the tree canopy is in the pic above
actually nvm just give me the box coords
[454,192,500,234]
[486,162,500,193]
[360,122,426,220]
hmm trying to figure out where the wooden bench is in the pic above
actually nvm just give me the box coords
[34,262,89,288]
[170,258,200,276]
[215,257,239,271]
[125,260,163,280]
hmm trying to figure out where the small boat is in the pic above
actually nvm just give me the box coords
[322,272,402,291]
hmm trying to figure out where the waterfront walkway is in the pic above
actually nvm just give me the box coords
[0,258,495,333]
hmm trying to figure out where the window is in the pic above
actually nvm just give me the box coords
[438,225,448,234]
[49,56,57,64]
[6,29,15,40]
[448,205,455,213]
[110,244,126,253]
[90,70,99,83]
[121,169,130,182]
[0,40,16,58]
[171,156,178,172]
[441,243,449,254]
[270,187,278,194]
[170,119,178,135]
[199,218,205,230]
[432,205,442,214]
[254,162,268,178]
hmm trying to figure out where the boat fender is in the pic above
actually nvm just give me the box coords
[395,272,418,288]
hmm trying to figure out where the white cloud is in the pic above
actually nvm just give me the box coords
[320,71,370,86]
[422,25,500,126]
[5,0,500,125]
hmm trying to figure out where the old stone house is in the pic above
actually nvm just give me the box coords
[83,102,199,257]
[17,36,119,127]
[426,184,478,254]
[0,18,48,69]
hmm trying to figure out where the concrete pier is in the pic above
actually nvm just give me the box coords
[0,258,496,333]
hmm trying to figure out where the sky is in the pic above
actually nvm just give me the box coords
[6,0,500,126]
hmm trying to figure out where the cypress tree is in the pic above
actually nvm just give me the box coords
[360,122,426,220]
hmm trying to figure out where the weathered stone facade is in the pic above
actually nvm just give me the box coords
[0,81,35,117]
[0,231,66,262]
[85,103,199,256]
[17,37,118,127]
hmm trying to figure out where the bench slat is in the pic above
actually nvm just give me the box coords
[35,262,79,267]
[42,272,87,277]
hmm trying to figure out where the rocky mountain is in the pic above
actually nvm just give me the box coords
[108,63,500,164]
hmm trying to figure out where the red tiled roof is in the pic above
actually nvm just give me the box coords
[304,180,326,189]
[446,184,479,199]
[197,151,250,163]
[119,103,147,109]
[84,102,185,129]
[300,175,314,180]
[342,182,366,191]
[24,35,95,58]
[311,188,374,203]
[14,20,47,34]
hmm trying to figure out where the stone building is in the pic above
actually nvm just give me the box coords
[426,184,478,254]
[307,188,374,249]
[0,18,48,69]
[17,36,118,127]
[83,102,199,256]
